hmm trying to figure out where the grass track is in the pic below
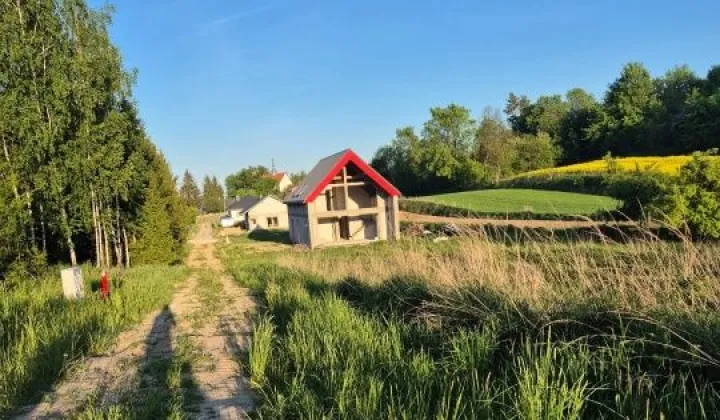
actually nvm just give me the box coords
[416,189,620,216]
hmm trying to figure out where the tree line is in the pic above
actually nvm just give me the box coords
[372,62,720,196]
[179,167,309,216]
[0,1,192,278]
[224,166,306,199]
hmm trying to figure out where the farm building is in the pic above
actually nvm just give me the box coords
[265,172,293,192]
[284,149,401,248]
[245,196,289,230]
[226,196,261,223]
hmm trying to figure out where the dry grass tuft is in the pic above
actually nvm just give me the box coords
[277,232,720,317]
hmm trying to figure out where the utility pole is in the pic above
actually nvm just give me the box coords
[271,158,276,174]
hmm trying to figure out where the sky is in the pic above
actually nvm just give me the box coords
[93,0,719,184]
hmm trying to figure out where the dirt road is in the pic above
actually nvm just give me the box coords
[18,221,255,419]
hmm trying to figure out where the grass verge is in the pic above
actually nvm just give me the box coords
[0,265,187,415]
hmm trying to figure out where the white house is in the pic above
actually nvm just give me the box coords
[245,196,289,230]
[265,172,293,192]
[226,196,262,223]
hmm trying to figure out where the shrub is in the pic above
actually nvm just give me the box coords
[649,155,720,238]
[497,173,609,195]
[603,172,671,218]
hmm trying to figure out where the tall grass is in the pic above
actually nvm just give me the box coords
[249,315,274,388]
[278,235,720,317]
[0,265,187,415]
[223,231,720,418]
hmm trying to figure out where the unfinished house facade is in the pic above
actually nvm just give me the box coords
[285,149,401,248]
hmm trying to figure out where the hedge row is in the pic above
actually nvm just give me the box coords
[497,173,609,195]
[399,198,614,221]
[497,172,674,219]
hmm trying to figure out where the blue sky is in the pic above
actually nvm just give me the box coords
[94,0,719,184]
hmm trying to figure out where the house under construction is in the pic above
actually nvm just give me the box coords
[284,149,401,248]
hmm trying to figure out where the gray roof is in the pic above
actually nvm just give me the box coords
[227,196,262,213]
[284,149,349,204]
[244,195,285,213]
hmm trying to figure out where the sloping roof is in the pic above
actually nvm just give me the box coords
[227,196,262,213]
[284,149,401,204]
[245,195,285,213]
[265,172,288,182]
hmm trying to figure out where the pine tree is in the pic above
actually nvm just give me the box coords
[131,174,176,265]
[180,170,201,209]
[202,175,225,213]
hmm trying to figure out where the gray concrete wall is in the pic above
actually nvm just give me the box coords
[386,195,400,240]
[347,185,373,209]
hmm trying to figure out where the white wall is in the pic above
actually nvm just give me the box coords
[246,197,289,230]
[277,175,293,192]
[230,209,245,221]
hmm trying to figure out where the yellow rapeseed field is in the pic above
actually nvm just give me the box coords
[515,156,718,178]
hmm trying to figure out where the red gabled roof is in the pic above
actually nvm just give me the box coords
[284,149,401,204]
[264,172,287,182]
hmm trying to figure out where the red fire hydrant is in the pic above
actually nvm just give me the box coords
[100,271,110,300]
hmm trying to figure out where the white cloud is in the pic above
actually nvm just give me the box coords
[195,3,274,37]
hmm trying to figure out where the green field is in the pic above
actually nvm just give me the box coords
[416,189,621,216]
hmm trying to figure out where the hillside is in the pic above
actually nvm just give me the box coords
[513,156,716,178]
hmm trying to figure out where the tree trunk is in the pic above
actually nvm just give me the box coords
[2,136,20,201]
[114,226,123,268]
[103,221,111,267]
[100,198,111,267]
[123,228,130,268]
[91,188,102,267]
[60,206,77,266]
[40,202,47,254]
[26,192,36,248]
[113,196,123,267]
[69,245,77,266]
